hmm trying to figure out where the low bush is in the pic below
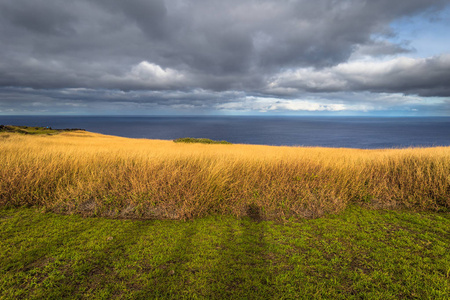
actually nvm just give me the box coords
[173,137,231,144]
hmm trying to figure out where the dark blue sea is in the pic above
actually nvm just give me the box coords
[1,116,450,149]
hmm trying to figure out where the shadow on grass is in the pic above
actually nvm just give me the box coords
[63,220,147,297]
[119,218,202,299]
[203,204,273,299]
[12,216,147,299]
[1,207,278,298]
[137,204,273,298]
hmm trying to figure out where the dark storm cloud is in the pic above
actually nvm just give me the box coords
[0,0,77,35]
[95,0,169,40]
[0,0,449,103]
[0,86,245,113]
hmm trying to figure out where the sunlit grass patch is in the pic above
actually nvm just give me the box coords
[0,131,449,220]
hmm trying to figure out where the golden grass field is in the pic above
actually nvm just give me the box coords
[1,131,449,220]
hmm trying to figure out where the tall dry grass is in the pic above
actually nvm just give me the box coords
[1,131,449,219]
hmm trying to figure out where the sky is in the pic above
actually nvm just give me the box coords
[0,0,450,116]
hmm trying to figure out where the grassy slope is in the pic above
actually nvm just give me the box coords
[1,132,449,298]
[1,131,449,220]
[1,206,449,299]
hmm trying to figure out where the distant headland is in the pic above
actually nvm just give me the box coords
[0,125,85,135]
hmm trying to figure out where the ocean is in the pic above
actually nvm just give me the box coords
[1,115,450,149]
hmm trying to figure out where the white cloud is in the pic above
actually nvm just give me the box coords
[129,61,184,81]
[269,101,347,112]
[269,54,450,96]
[100,61,188,89]
[217,96,372,113]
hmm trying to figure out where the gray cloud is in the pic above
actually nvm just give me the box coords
[270,54,450,97]
[0,86,247,115]
[0,0,449,114]
[351,41,413,58]
[1,86,448,116]
[0,0,78,36]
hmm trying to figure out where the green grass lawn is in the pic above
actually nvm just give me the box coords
[0,207,449,299]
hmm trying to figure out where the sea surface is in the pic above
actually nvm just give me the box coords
[2,116,450,149]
